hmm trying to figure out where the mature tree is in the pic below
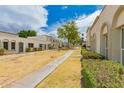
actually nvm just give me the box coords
[57,21,81,48]
[18,30,37,38]
[18,30,28,38]
[72,35,81,46]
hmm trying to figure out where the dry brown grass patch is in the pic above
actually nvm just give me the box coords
[0,50,67,87]
[37,48,81,88]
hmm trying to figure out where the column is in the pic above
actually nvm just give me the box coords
[16,42,19,53]
[8,41,11,51]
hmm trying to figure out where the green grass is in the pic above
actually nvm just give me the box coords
[81,48,104,59]
[82,59,124,88]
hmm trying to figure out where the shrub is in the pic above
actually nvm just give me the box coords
[82,60,124,88]
[81,48,104,59]
[38,48,42,51]
[26,48,34,52]
[33,48,38,51]
[48,46,54,49]
[0,48,4,55]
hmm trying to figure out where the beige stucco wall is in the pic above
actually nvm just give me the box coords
[88,5,124,63]
[116,8,124,28]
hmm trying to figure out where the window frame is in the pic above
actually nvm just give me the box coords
[28,43,34,48]
[121,28,124,64]
[11,42,16,50]
[3,41,8,50]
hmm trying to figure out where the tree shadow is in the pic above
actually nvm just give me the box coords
[80,56,84,88]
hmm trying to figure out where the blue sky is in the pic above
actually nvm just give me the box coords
[0,5,103,37]
[45,5,100,27]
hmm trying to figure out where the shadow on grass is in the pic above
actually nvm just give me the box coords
[80,56,84,88]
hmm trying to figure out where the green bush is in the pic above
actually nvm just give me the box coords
[26,48,34,52]
[82,60,124,88]
[26,48,43,52]
[0,48,4,55]
[33,48,39,51]
[38,48,42,51]
[48,45,54,49]
[81,48,104,59]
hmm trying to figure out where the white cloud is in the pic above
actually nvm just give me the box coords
[75,9,101,32]
[37,30,48,35]
[0,5,48,34]
[48,9,101,39]
[47,20,66,37]
[75,9,102,39]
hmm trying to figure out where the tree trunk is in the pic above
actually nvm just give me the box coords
[67,39,70,48]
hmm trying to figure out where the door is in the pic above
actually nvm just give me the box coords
[19,42,23,52]
[44,44,46,50]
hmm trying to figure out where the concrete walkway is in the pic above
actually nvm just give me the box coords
[5,50,73,88]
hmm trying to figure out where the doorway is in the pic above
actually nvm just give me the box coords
[19,42,24,52]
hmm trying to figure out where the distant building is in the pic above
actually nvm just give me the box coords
[0,31,62,53]
[86,27,91,50]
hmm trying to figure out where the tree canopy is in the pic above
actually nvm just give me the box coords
[57,21,81,47]
[18,30,37,38]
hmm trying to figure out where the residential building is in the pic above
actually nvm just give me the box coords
[86,5,124,64]
[0,31,62,54]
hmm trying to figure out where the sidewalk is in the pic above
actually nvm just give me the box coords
[5,50,73,88]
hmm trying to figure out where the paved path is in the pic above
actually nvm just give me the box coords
[5,50,73,88]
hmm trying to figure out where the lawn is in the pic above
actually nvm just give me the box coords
[0,50,67,87]
[37,48,81,88]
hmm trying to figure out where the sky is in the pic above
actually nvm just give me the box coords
[0,5,104,38]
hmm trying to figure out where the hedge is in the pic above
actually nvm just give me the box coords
[82,60,124,88]
[26,48,43,52]
[81,48,104,59]
[0,48,4,55]
[26,48,33,52]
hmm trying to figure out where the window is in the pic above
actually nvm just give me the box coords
[11,42,15,50]
[105,34,108,59]
[122,29,124,64]
[122,29,124,49]
[28,43,34,48]
[3,42,8,50]
[39,44,43,48]
[122,51,124,64]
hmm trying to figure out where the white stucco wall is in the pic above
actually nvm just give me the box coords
[0,32,62,53]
